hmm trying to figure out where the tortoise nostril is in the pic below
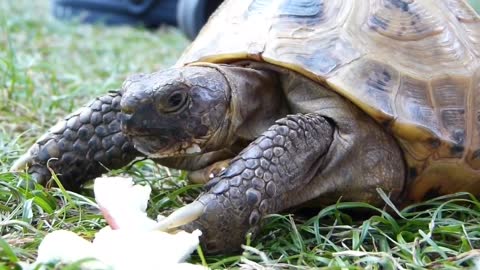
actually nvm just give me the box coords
[120,97,138,114]
[119,113,134,129]
[121,105,135,114]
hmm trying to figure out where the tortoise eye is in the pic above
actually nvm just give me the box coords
[162,91,188,113]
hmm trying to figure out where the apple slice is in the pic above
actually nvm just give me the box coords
[93,176,158,230]
[30,176,206,270]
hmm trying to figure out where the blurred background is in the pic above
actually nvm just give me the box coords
[52,0,224,40]
[471,0,480,11]
[51,0,480,41]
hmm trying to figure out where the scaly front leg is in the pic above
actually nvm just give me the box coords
[11,90,140,190]
[156,113,334,254]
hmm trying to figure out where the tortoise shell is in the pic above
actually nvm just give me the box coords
[176,0,480,201]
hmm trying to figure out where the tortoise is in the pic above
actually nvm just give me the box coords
[11,0,480,254]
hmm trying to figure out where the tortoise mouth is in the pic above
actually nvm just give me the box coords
[121,112,207,159]
[131,136,167,157]
[131,135,203,159]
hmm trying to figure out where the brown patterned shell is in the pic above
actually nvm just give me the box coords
[176,0,480,201]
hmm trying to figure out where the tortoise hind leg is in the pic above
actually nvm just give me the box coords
[11,90,140,190]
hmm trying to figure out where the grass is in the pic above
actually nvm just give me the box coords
[2,1,480,269]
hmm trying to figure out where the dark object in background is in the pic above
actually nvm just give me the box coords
[52,0,223,40]
[176,0,223,40]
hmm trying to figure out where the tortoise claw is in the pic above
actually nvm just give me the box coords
[10,151,51,187]
[10,152,33,172]
[11,152,49,189]
[154,201,205,231]
[187,159,231,184]
[10,140,54,186]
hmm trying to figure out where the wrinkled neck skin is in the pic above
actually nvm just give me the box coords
[219,63,289,141]
[156,63,288,171]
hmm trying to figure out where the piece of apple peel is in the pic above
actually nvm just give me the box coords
[28,177,206,270]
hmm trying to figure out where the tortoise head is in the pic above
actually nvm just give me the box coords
[120,65,231,158]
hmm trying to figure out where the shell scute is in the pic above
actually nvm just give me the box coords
[277,0,324,18]
[367,0,443,41]
[263,0,359,77]
[466,68,480,169]
[327,58,399,121]
[442,0,480,57]
[396,76,440,136]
